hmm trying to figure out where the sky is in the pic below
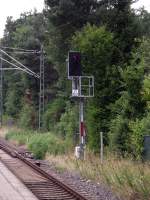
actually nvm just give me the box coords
[0,0,44,38]
[0,0,150,38]
[133,0,150,10]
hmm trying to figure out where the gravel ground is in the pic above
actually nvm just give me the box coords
[18,145,122,200]
[38,160,121,200]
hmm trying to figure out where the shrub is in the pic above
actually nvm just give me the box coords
[28,135,49,159]
[18,103,38,129]
[109,115,130,154]
[43,98,65,130]
[28,134,67,159]
[86,101,101,152]
[5,130,71,159]
[130,113,150,159]
[55,102,78,142]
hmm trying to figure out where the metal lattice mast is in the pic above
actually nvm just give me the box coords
[39,45,45,129]
[0,52,3,127]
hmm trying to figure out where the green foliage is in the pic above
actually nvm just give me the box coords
[2,0,150,157]
[80,0,140,64]
[72,24,145,154]
[122,61,145,118]
[73,25,114,71]
[18,102,38,129]
[5,130,32,145]
[45,0,102,92]
[45,0,100,63]
[129,113,150,159]
[104,0,140,64]
[137,9,150,37]
[109,115,130,153]
[142,76,150,108]
[55,102,78,142]
[2,11,58,129]
[28,133,68,158]
[72,24,120,149]
[43,98,66,130]
[5,87,23,118]
[86,101,101,152]
[28,135,49,159]
[109,55,145,154]
[5,130,69,159]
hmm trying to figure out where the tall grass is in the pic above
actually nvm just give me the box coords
[5,130,150,199]
[5,130,71,159]
[46,152,150,200]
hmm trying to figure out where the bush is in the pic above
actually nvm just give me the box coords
[28,133,67,159]
[43,98,65,130]
[28,135,49,159]
[18,103,38,129]
[55,102,78,142]
[109,115,130,154]
[5,88,23,118]
[130,113,150,159]
[86,101,101,152]
[5,130,70,159]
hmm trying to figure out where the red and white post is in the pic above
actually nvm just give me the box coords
[79,99,85,159]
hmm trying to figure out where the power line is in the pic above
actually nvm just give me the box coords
[0,49,40,79]
[1,46,40,53]
[0,46,44,130]
[3,51,41,55]
[0,57,37,77]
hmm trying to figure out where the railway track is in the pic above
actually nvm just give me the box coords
[0,138,90,200]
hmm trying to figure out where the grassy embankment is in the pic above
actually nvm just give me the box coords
[5,129,150,200]
[5,129,70,159]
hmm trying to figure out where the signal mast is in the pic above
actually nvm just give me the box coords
[67,51,94,159]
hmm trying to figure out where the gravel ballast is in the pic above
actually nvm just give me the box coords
[38,160,121,200]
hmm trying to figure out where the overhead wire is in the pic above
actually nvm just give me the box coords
[3,51,41,55]
[1,46,40,53]
[0,49,40,79]
[0,57,36,76]
[0,57,36,77]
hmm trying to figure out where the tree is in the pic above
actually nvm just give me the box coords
[72,25,120,151]
[44,0,101,66]
[136,8,150,38]
[109,47,146,153]
[2,11,58,127]
[98,0,140,64]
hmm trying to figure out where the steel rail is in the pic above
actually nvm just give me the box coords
[0,139,89,200]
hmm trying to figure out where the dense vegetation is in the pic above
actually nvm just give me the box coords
[6,130,69,159]
[1,0,150,159]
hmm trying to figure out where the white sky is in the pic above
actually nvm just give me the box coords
[0,0,150,38]
[0,0,44,38]
[132,0,150,10]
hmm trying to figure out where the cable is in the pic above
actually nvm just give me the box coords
[0,57,36,77]
[1,46,40,53]
[4,51,41,55]
[0,49,40,78]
